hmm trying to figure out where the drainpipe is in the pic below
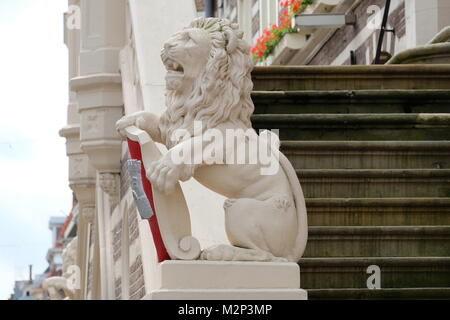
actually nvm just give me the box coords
[205,0,215,18]
[374,0,395,64]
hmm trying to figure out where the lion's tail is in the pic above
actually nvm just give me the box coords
[279,151,308,262]
[260,130,308,262]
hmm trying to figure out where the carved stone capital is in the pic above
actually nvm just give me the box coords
[70,182,96,208]
[71,74,124,173]
[99,172,120,209]
[82,207,96,224]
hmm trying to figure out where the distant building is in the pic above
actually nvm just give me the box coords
[9,266,36,300]
[47,216,66,275]
[10,281,35,300]
[9,206,78,300]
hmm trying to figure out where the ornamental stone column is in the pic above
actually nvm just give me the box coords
[58,123,96,300]
[72,0,125,198]
[70,0,126,300]
[60,0,97,300]
[70,184,96,299]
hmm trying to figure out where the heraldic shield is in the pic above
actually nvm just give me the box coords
[124,125,201,262]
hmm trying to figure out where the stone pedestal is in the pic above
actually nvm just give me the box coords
[143,261,307,300]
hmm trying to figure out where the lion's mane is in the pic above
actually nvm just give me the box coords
[159,18,255,148]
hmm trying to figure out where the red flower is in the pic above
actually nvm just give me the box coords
[251,0,311,62]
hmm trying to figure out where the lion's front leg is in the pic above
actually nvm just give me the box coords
[116,111,163,144]
[147,151,196,194]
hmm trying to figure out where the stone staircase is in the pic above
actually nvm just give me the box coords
[251,65,450,300]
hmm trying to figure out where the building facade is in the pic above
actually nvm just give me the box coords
[211,0,450,65]
[55,0,450,300]
[10,211,77,300]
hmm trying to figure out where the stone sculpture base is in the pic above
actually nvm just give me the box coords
[142,260,307,300]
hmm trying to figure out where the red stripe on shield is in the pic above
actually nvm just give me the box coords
[127,138,171,263]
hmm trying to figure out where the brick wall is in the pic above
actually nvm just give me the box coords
[216,0,261,40]
[308,0,406,65]
[252,0,260,40]
[215,0,238,23]
[195,0,407,66]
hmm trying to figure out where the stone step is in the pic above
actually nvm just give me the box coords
[252,113,450,141]
[304,226,450,258]
[305,198,450,226]
[307,287,450,300]
[299,257,450,289]
[281,141,450,170]
[252,65,450,91]
[253,90,450,114]
[296,169,450,198]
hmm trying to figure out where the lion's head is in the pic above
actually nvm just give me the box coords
[159,18,255,148]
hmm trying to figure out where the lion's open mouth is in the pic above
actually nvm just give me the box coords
[163,56,185,90]
[164,58,184,75]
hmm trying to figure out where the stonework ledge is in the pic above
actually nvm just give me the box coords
[70,73,123,91]
[266,33,307,66]
[158,260,300,289]
[59,124,80,138]
[143,261,307,300]
[388,26,450,65]
[80,140,122,173]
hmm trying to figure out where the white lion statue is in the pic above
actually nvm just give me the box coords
[117,18,308,262]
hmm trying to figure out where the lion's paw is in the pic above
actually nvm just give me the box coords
[116,111,146,136]
[273,195,292,211]
[147,158,179,194]
[200,244,287,262]
[116,111,159,137]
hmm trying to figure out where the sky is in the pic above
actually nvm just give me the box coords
[0,0,72,299]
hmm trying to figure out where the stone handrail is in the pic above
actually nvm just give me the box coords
[388,26,450,65]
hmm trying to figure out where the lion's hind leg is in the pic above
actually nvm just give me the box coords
[200,244,287,262]
[200,197,291,262]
